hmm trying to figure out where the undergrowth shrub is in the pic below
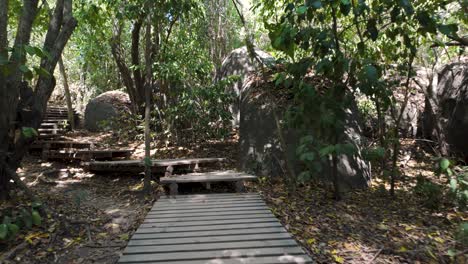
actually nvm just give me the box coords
[0,203,43,242]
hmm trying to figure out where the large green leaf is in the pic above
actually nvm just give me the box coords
[22,127,38,139]
[439,158,450,171]
[307,0,322,9]
[438,24,458,37]
[31,210,42,226]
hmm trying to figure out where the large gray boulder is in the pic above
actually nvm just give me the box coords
[216,46,275,127]
[84,91,131,132]
[239,74,371,190]
[422,60,468,157]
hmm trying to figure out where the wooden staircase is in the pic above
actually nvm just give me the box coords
[32,106,132,162]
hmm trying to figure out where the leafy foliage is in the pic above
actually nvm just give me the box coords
[256,0,466,197]
[0,204,43,242]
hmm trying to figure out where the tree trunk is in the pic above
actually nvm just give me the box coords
[58,56,75,130]
[143,22,152,194]
[0,0,76,200]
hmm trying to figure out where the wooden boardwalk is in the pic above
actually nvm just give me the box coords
[119,193,313,264]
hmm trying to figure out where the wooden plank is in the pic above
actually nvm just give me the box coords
[147,206,270,215]
[154,198,264,207]
[141,218,277,227]
[120,255,313,264]
[118,247,306,263]
[151,202,266,211]
[149,202,267,212]
[144,213,274,222]
[136,222,282,234]
[156,195,262,203]
[131,227,288,239]
[160,171,257,183]
[124,239,299,254]
[145,209,274,218]
[127,233,295,247]
[87,158,224,167]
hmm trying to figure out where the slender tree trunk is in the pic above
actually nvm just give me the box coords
[143,22,152,194]
[375,99,387,173]
[332,151,341,201]
[58,56,75,130]
[390,55,414,196]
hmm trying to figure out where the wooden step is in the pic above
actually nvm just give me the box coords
[160,170,257,195]
[30,141,93,150]
[43,149,133,161]
[38,134,66,140]
[38,128,67,134]
[82,158,225,174]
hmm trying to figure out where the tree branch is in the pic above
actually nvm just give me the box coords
[0,0,8,56]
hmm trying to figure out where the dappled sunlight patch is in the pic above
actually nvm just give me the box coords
[253,175,465,263]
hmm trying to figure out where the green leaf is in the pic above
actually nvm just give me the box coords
[22,127,38,139]
[19,65,29,73]
[34,67,51,78]
[307,0,322,9]
[300,152,315,162]
[416,11,437,34]
[0,224,7,240]
[31,210,42,226]
[340,1,351,16]
[438,24,458,37]
[296,6,307,15]
[7,224,19,237]
[364,65,378,82]
[24,45,36,56]
[21,209,32,229]
[319,145,335,157]
[450,178,457,192]
[440,158,450,171]
[32,201,42,209]
[447,249,456,257]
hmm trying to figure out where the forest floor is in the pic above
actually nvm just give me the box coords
[0,131,467,263]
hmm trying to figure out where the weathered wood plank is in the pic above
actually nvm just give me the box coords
[145,209,274,218]
[150,203,268,214]
[144,213,274,222]
[127,233,294,246]
[121,255,313,264]
[136,222,282,234]
[156,195,262,204]
[141,218,278,228]
[153,199,265,209]
[131,256,312,264]
[131,227,288,239]
[124,239,299,254]
[119,247,306,263]
[83,157,225,172]
[151,202,267,211]
[160,171,257,183]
